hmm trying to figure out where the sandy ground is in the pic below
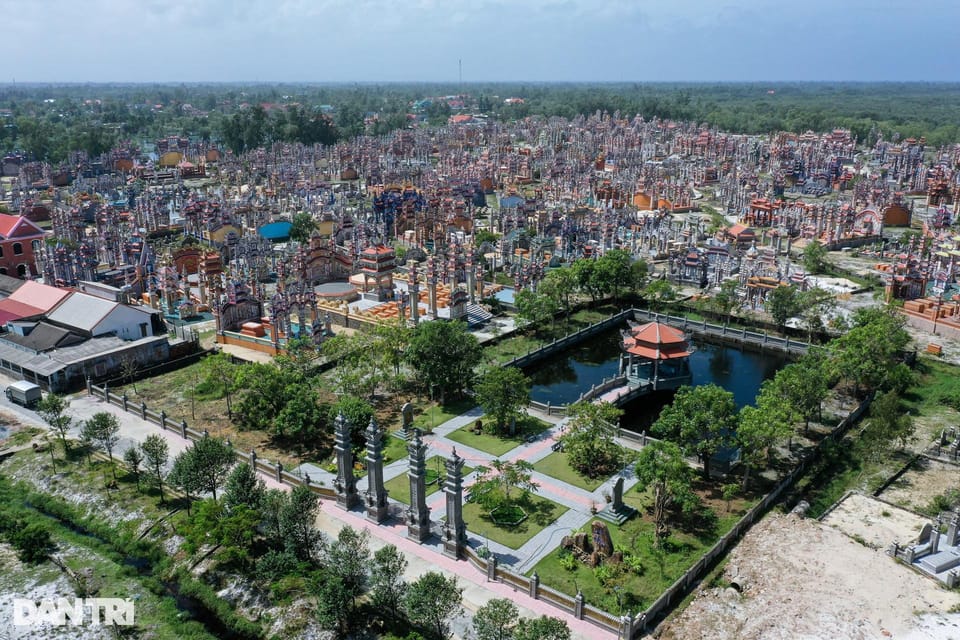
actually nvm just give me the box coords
[882,458,960,513]
[657,511,960,640]
[822,492,929,550]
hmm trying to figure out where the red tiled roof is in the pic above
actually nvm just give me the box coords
[0,299,44,323]
[7,281,70,313]
[623,322,691,360]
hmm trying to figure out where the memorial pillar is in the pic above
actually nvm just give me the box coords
[334,412,360,509]
[364,417,389,523]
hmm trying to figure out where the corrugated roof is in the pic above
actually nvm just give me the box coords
[46,292,117,332]
[1,322,85,352]
[0,299,44,324]
[8,281,71,313]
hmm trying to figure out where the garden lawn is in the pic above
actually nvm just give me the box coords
[464,493,568,549]
[529,489,744,614]
[384,455,473,504]
[409,397,477,433]
[533,450,607,492]
[446,415,551,457]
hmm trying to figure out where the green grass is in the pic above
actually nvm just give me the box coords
[410,397,477,433]
[383,455,474,504]
[5,426,43,447]
[446,415,551,457]
[530,493,742,613]
[464,493,568,549]
[532,450,607,492]
[902,357,960,416]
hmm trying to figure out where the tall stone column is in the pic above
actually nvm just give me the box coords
[334,412,360,509]
[442,448,467,559]
[364,417,389,523]
[406,429,431,543]
[410,262,420,326]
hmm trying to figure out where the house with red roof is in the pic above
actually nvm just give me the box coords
[0,214,46,278]
[621,321,693,391]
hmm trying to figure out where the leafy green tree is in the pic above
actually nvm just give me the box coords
[322,331,391,400]
[13,522,54,563]
[472,459,539,509]
[275,383,327,442]
[830,306,912,397]
[514,287,559,328]
[513,615,571,640]
[281,485,323,564]
[737,383,796,490]
[370,544,408,623]
[171,437,236,501]
[643,279,677,312]
[475,367,530,435]
[594,249,634,301]
[472,598,518,640]
[373,317,413,378]
[140,434,169,505]
[325,526,370,613]
[289,212,317,243]
[405,320,482,403]
[860,391,915,462]
[803,240,829,275]
[571,259,603,302]
[540,266,578,316]
[81,412,121,478]
[123,446,144,490]
[652,384,737,480]
[634,440,699,545]
[312,569,354,635]
[797,287,836,341]
[766,285,801,333]
[36,393,72,453]
[199,352,240,418]
[768,355,829,433]
[234,362,299,431]
[223,462,265,512]
[561,401,627,478]
[710,279,740,325]
[404,572,464,640]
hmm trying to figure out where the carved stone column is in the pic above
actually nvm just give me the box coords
[333,412,359,509]
[441,447,466,559]
[364,417,389,523]
[406,429,431,543]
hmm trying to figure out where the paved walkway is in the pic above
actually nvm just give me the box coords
[0,373,625,638]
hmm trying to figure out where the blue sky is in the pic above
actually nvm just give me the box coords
[3,0,958,82]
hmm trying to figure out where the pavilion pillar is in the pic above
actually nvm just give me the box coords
[364,417,389,523]
[442,448,467,559]
[406,429,431,543]
[334,412,360,509]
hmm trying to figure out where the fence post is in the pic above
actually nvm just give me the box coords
[103,383,109,400]
[181,420,188,438]
[529,572,539,599]
[159,410,167,430]
[250,449,257,467]
[546,401,552,416]
[140,401,147,420]
[487,555,497,581]
[619,613,634,640]
[86,376,92,396]
[574,590,585,619]
[276,461,283,484]
[121,393,128,412]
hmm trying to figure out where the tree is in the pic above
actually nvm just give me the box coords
[514,287,558,328]
[13,523,53,563]
[768,355,829,433]
[594,249,633,302]
[199,352,239,419]
[290,212,317,243]
[168,448,203,513]
[643,278,677,312]
[404,572,464,640]
[803,240,829,275]
[830,306,912,397]
[81,412,121,479]
[541,266,578,316]
[329,395,374,448]
[223,462,265,512]
[860,391,915,462]
[140,434,169,505]
[737,383,796,490]
[475,367,530,435]
[281,485,323,563]
[123,446,144,491]
[472,459,539,508]
[472,598,518,640]
[120,354,141,394]
[174,437,236,501]
[370,544,408,623]
[797,287,836,341]
[634,441,699,545]
[325,526,370,614]
[766,285,801,333]
[275,383,327,442]
[234,362,298,432]
[36,393,72,453]
[561,401,627,478]
[514,615,571,640]
[651,384,737,480]
[571,259,603,302]
[405,320,482,403]
[312,569,354,636]
[710,279,740,325]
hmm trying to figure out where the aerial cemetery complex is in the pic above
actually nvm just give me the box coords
[4,83,960,639]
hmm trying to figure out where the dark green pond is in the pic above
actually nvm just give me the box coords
[526,324,787,431]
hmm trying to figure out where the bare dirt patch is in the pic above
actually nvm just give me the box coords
[821,492,927,549]
[657,511,960,640]
[881,458,960,513]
